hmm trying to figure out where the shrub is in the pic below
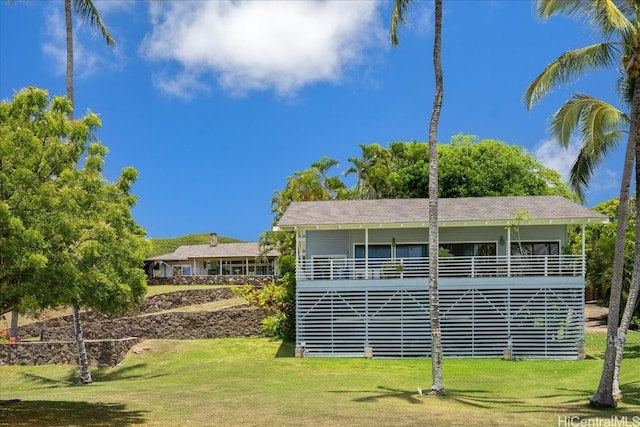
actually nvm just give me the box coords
[233,256,297,340]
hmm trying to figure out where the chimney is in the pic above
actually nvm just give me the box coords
[209,232,218,247]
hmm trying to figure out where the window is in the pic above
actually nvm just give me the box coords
[511,242,559,256]
[355,244,391,259]
[396,244,428,258]
[172,266,190,276]
[355,244,427,259]
[440,243,496,257]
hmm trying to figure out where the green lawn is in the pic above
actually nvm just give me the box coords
[1,332,639,427]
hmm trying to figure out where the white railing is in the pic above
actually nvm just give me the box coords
[298,255,584,281]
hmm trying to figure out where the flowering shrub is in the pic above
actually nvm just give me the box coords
[0,327,17,345]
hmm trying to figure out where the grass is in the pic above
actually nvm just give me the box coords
[146,297,247,315]
[1,332,639,427]
[0,285,228,329]
[144,284,227,297]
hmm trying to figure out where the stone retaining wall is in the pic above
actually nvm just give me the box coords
[0,338,139,367]
[18,288,247,339]
[147,275,277,287]
[4,286,266,367]
[20,309,264,341]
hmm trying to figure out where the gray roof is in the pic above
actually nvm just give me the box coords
[275,196,608,230]
[146,242,279,262]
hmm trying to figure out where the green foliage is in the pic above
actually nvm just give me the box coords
[0,87,149,317]
[568,198,639,319]
[396,136,574,199]
[147,233,242,257]
[232,256,297,340]
[266,135,575,244]
[277,255,296,275]
[233,280,295,339]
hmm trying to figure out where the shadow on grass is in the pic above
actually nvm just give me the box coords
[335,386,524,408]
[446,388,524,409]
[275,341,295,358]
[19,363,166,388]
[0,400,149,427]
[623,343,640,359]
[513,385,640,416]
[91,364,169,383]
[330,385,424,404]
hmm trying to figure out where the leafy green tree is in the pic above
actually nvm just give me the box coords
[524,0,640,407]
[61,0,116,382]
[9,0,117,383]
[344,143,396,199]
[0,88,148,384]
[391,0,445,396]
[1,88,85,314]
[568,198,638,317]
[267,157,346,257]
[393,136,574,199]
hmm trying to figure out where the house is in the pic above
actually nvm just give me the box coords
[274,196,608,360]
[145,233,279,277]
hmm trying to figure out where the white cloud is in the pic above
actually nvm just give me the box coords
[413,3,434,36]
[139,1,387,98]
[93,0,136,14]
[42,5,125,80]
[534,137,580,183]
[534,136,619,201]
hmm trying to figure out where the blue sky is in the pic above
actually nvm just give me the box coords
[0,0,624,242]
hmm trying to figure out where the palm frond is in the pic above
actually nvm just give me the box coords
[524,42,619,109]
[537,0,587,20]
[552,95,629,198]
[390,0,415,46]
[617,75,636,106]
[549,93,628,146]
[589,0,635,38]
[72,0,115,46]
[537,0,634,39]
[569,128,622,199]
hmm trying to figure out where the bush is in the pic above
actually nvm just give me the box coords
[232,256,297,340]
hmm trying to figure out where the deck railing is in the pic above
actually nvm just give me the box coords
[298,255,584,281]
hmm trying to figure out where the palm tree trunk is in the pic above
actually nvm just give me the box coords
[590,66,640,408]
[65,0,74,119]
[427,0,444,396]
[72,305,92,384]
[611,75,640,401]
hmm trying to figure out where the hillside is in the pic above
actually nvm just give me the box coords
[147,233,244,257]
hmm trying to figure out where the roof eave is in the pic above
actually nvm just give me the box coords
[275,217,609,231]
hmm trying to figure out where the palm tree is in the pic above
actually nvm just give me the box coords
[64,0,115,384]
[523,0,639,407]
[64,0,115,119]
[391,0,445,396]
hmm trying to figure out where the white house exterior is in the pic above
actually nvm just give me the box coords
[274,196,608,360]
[145,233,279,278]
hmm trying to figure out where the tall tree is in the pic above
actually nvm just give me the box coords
[64,0,115,119]
[391,136,574,199]
[63,0,115,383]
[391,0,445,396]
[0,88,148,384]
[523,0,640,407]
